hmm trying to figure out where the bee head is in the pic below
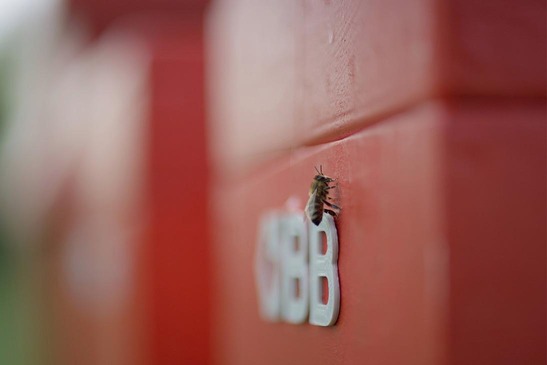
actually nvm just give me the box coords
[314,174,334,183]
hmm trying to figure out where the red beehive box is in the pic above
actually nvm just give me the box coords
[206,0,546,364]
[55,2,211,364]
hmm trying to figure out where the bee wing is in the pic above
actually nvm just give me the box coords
[305,189,318,221]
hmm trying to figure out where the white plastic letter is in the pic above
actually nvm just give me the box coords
[255,213,281,321]
[281,213,309,323]
[309,214,340,326]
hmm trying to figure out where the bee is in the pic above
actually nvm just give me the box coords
[305,166,340,226]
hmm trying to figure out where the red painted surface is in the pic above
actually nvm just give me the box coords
[211,99,546,365]
[207,0,546,177]
[208,0,546,362]
[211,102,448,365]
[64,1,211,362]
[143,25,210,365]
[445,100,546,365]
[68,0,208,35]
[443,0,546,96]
[206,0,441,176]
[300,0,440,143]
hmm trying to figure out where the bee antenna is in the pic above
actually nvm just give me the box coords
[315,165,321,174]
[320,165,323,174]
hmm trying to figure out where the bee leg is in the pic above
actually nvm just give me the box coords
[323,200,341,210]
[324,209,337,217]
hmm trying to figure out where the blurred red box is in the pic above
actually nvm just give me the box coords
[55,5,211,365]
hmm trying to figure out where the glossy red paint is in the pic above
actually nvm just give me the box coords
[68,0,208,36]
[207,0,546,363]
[64,0,211,361]
[144,26,210,365]
[211,99,546,365]
[208,0,546,178]
[445,99,546,365]
[211,102,447,365]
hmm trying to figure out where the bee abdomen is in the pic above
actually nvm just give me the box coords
[310,199,324,225]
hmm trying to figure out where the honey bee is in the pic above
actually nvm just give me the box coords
[305,166,340,226]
